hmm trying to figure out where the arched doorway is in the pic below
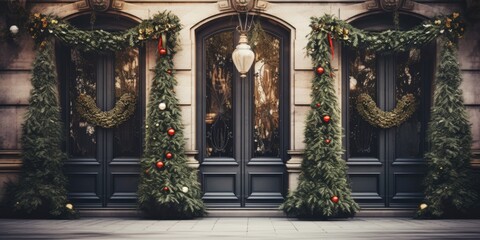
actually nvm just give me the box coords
[195,16,290,208]
[342,13,433,208]
[57,14,145,208]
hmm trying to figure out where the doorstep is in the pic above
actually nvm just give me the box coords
[78,208,416,218]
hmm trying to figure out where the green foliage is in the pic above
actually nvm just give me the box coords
[280,17,359,218]
[283,12,471,219]
[417,40,478,218]
[308,13,464,54]
[7,41,76,218]
[356,93,417,128]
[136,15,205,219]
[28,11,181,52]
[21,11,203,219]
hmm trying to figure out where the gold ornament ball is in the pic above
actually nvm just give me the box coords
[182,187,189,193]
[420,203,428,210]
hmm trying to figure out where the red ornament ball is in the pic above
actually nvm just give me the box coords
[167,128,175,136]
[331,196,339,203]
[159,48,167,55]
[323,115,331,123]
[315,66,325,75]
[315,103,321,108]
[156,161,165,169]
[163,186,169,191]
[325,138,331,144]
[166,69,172,75]
[165,152,173,159]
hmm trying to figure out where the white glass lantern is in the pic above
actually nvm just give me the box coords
[9,25,19,35]
[232,32,255,78]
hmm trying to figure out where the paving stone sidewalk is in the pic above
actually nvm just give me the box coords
[1,217,479,240]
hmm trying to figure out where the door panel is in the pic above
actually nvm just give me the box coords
[197,17,289,208]
[61,47,143,208]
[344,47,430,208]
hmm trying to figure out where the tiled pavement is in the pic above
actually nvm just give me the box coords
[1,217,480,239]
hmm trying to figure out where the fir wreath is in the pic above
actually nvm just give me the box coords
[75,93,137,128]
[281,12,477,219]
[356,93,417,128]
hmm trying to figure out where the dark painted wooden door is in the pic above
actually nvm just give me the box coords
[59,47,144,208]
[57,15,144,208]
[196,17,290,208]
[342,14,433,208]
[343,47,431,208]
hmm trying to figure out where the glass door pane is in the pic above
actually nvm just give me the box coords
[394,49,424,158]
[113,48,142,158]
[252,32,280,158]
[348,49,378,158]
[205,31,235,158]
[69,49,97,158]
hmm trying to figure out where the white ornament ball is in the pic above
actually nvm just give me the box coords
[9,25,19,35]
[158,102,166,110]
[181,186,189,193]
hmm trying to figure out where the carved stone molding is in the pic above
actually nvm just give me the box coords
[75,0,124,12]
[366,0,414,12]
[217,0,268,12]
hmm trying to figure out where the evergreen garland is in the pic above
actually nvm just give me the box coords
[308,13,464,53]
[28,12,181,52]
[12,11,205,219]
[282,12,473,219]
[280,16,360,218]
[416,40,478,218]
[136,23,205,218]
[7,41,76,218]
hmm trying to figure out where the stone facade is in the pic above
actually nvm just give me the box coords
[0,0,479,205]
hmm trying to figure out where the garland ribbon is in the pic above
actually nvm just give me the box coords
[355,93,417,128]
[328,33,334,60]
[76,93,137,128]
[158,33,167,55]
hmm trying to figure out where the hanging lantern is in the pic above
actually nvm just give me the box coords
[9,25,19,35]
[232,32,255,78]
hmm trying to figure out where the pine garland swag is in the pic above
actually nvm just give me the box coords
[282,12,472,219]
[7,41,76,218]
[280,18,360,218]
[14,11,205,219]
[136,17,206,219]
[416,40,478,218]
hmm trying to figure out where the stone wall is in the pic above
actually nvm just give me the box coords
[0,0,478,202]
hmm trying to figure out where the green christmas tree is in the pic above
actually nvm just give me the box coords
[417,39,478,218]
[8,41,74,218]
[137,32,205,219]
[280,23,359,218]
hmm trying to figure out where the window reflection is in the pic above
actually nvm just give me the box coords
[69,47,142,158]
[205,31,234,157]
[395,48,424,158]
[113,48,141,158]
[69,49,97,157]
[348,49,378,158]
[252,28,280,157]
